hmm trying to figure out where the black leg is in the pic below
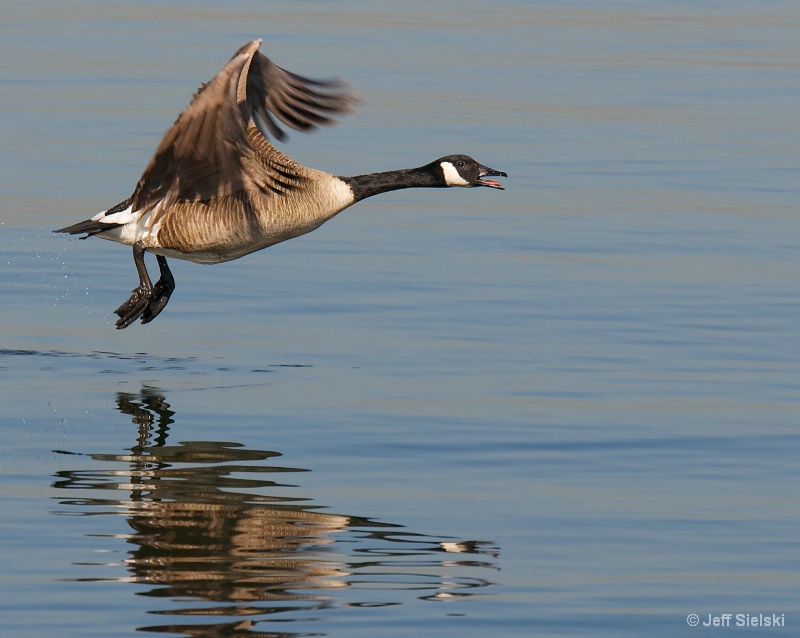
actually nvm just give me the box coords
[141,255,175,324]
[114,242,154,329]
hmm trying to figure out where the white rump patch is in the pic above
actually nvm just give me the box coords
[91,204,135,226]
[88,204,141,245]
[440,161,470,187]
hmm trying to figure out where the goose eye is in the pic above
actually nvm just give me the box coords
[456,160,465,168]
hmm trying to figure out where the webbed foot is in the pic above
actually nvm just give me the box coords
[113,242,176,329]
[115,283,153,329]
[141,257,175,324]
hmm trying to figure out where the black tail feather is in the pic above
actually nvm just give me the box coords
[55,197,132,237]
[54,219,124,238]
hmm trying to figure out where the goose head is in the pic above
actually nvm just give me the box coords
[436,155,507,190]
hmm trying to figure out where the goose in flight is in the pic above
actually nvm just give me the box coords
[56,40,506,329]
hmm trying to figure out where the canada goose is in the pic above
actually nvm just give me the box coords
[55,40,506,329]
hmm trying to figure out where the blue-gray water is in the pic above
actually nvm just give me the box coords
[2,2,799,637]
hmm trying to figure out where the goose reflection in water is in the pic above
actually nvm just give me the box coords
[52,387,498,636]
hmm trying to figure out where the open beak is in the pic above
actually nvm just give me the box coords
[477,164,507,190]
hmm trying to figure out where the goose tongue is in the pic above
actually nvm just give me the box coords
[479,178,504,189]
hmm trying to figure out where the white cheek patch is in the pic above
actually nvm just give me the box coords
[440,161,470,187]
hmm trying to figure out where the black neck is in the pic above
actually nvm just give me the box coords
[341,164,442,202]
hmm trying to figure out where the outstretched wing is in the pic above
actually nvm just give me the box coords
[130,39,357,212]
